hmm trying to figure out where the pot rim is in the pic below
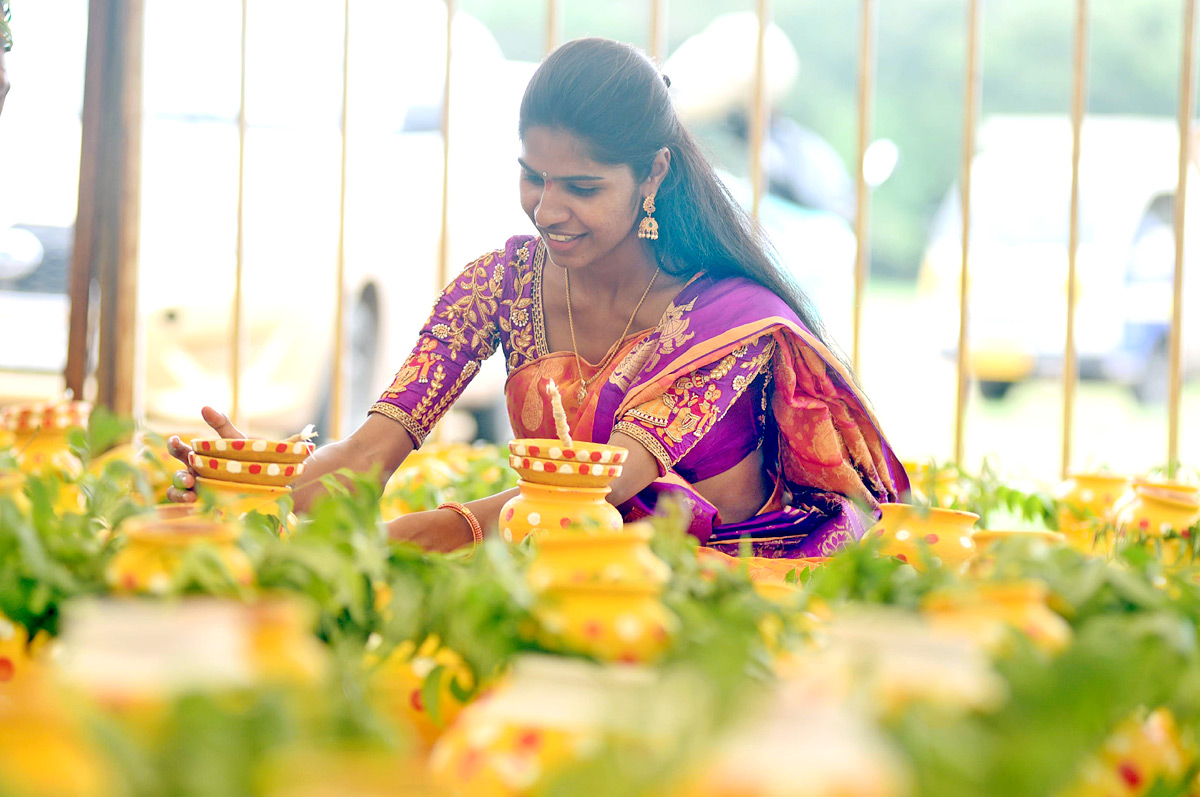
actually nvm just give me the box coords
[879,502,980,523]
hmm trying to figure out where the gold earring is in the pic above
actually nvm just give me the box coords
[637,194,659,240]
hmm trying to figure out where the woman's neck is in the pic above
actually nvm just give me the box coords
[565,234,659,305]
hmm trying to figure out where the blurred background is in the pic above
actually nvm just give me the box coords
[0,0,1197,482]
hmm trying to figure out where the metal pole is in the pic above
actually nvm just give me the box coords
[852,0,876,375]
[1170,0,1197,475]
[231,0,248,427]
[330,0,350,440]
[749,0,770,220]
[1062,0,1088,478]
[955,0,982,467]
[649,0,667,63]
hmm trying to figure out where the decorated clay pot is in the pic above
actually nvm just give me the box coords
[1056,472,1129,551]
[508,438,628,466]
[195,475,292,516]
[869,503,978,570]
[4,400,89,478]
[429,655,662,796]
[189,450,305,488]
[190,437,314,463]
[1059,708,1193,797]
[922,581,1072,654]
[508,454,622,488]
[533,583,677,664]
[498,480,623,544]
[106,512,253,593]
[526,523,670,591]
[971,528,1066,551]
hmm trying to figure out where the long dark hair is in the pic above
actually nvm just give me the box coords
[518,37,836,352]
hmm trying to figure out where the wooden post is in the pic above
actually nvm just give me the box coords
[749,0,770,220]
[852,0,877,375]
[1062,0,1088,478]
[1170,0,1197,474]
[955,0,982,467]
[66,0,144,415]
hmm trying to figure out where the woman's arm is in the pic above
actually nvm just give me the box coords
[385,430,662,551]
[291,413,416,512]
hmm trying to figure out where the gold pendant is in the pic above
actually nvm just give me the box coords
[577,385,588,403]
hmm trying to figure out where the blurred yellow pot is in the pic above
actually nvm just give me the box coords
[1115,486,1200,539]
[923,581,1072,655]
[372,635,475,748]
[869,504,978,570]
[498,480,622,544]
[0,614,48,689]
[1059,708,1194,797]
[429,655,661,797]
[106,512,253,594]
[902,459,964,508]
[526,523,669,591]
[1056,472,1129,552]
[533,583,677,664]
[0,685,115,797]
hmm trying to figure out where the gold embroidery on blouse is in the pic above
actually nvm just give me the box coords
[381,337,441,397]
[369,402,429,446]
[499,242,537,371]
[435,249,504,361]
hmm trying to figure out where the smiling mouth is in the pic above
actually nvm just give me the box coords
[544,232,585,243]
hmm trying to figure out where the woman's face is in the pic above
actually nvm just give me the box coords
[518,126,648,270]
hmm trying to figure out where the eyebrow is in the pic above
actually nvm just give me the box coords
[517,158,605,182]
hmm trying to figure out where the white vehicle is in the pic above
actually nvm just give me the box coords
[918,114,1200,401]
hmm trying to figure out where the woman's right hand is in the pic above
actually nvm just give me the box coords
[165,406,245,503]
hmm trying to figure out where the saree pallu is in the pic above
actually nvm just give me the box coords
[506,273,908,559]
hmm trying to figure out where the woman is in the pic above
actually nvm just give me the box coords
[170,38,907,557]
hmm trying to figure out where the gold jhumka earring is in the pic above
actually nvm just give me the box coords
[637,194,659,240]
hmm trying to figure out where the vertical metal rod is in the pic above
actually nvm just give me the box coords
[1171,0,1197,474]
[330,0,350,441]
[955,0,982,467]
[749,0,770,220]
[1062,0,1088,478]
[231,0,248,427]
[546,0,562,55]
[852,0,876,375]
[649,0,667,62]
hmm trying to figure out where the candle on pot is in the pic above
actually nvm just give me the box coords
[545,380,573,448]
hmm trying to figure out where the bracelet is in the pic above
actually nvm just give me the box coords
[438,501,483,549]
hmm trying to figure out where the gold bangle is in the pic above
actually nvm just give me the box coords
[438,501,483,548]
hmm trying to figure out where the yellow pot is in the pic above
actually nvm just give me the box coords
[923,581,1072,654]
[195,475,293,522]
[533,583,677,664]
[189,450,305,488]
[245,598,327,687]
[869,503,978,570]
[429,655,661,797]
[1056,472,1129,552]
[1115,486,1200,539]
[526,523,670,591]
[498,480,623,544]
[971,528,1066,551]
[12,430,84,479]
[190,437,314,464]
[1060,708,1194,797]
[106,513,253,593]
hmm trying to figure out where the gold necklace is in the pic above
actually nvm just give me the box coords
[565,265,660,403]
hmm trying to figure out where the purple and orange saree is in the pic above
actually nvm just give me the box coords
[372,235,907,558]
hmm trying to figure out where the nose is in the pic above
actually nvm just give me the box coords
[533,183,570,229]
